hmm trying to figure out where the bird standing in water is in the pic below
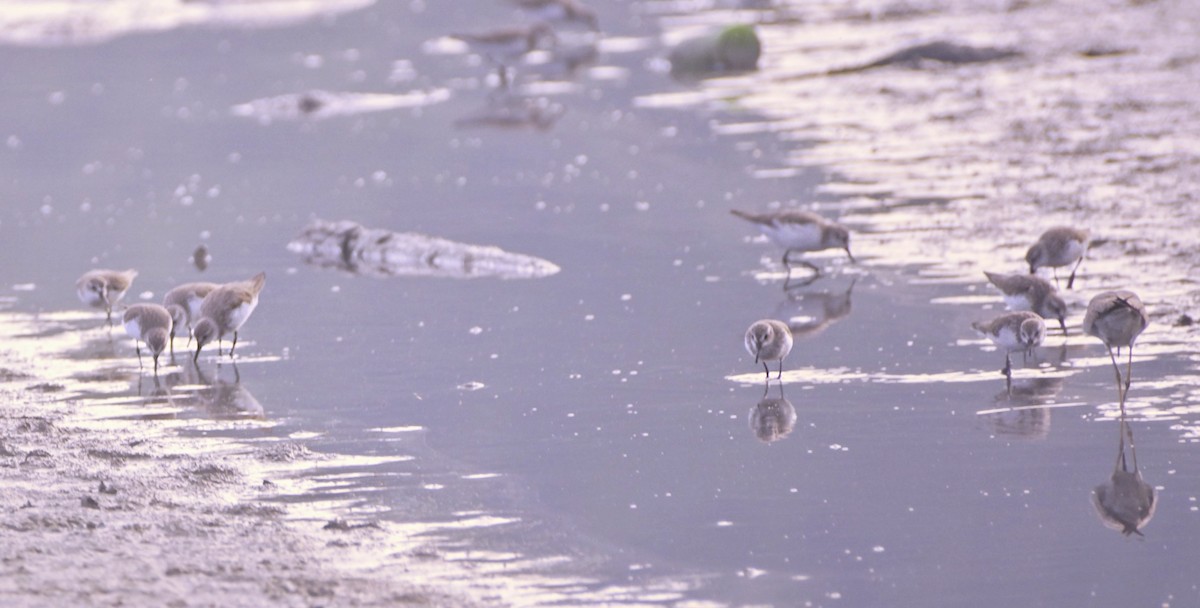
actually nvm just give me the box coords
[731,209,854,288]
[744,319,794,380]
[1026,226,1089,289]
[193,272,266,362]
[1082,290,1148,408]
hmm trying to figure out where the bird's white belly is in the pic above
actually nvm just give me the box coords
[226,298,258,332]
[1059,240,1085,264]
[123,318,143,340]
[185,297,203,322]
[78,287,103,307]
[991,326,1024,352]
[763,222,822,251]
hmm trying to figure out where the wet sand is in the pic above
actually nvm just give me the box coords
[0,316,480,608]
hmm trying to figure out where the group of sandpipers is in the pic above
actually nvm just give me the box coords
[75,269,266,375]
[734,209,1149,409]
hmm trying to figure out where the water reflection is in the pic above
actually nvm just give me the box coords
[984,376,1063,440]
[749,382,796,443]
[287,219,561,279]
[455,93,565,131]
[772,277,855,340]
[164,361,266,420]
[230,89,451,125]
[1092,413,1156,537]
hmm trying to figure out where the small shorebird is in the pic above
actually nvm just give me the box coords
[1026,226,1089,289]
[122,303,172,375]
[76,268,138,322]
[983,271,1068,334]
[730,209,854,288]
[972,311,1046,382]
[744,319,794,380]
[163,282,220,354]
[1082,290,1148,405]
[450,22,557,87]
[192,272,266,362]
[512,0,599,30]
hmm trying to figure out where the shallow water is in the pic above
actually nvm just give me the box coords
[2,0,1199,606]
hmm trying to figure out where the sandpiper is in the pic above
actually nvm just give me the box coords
[1026,226,1089,289]
[744,319,794,380]
[450,22,557,87]
[512,0,599,30]
[972,311,1046,381]
[983,271,1068,334]
[76,268,138,322]
[122,303,173,375]
[731,209,854,287]
[1082,290,1148,404]
[192,272,266,362]
[162,282,220,354]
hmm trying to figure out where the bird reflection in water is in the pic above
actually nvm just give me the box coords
[749,382,797,443]
[161,359,265,420]
[1092,411,1155,537]
[984,376,1064,440]
[773,277,856,341]
[455,94,565,131]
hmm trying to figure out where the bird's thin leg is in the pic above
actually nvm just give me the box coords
[1003,352,1012,379]
[1115,416,1128,472]
[784,271,819,291]
[776,359,784,380]
[1051,268,1061,289]
[169,330,175,356]
[1126,415,1139,473]
[153,355,159,377]
[1107,346,1126,413]
[186,324,193,348]
[230,331,238,358]
[217,338,223,357]
[761,361,769,379]
[135,341,143,369]
[1005,372,1012,397]
[1124,345,1135,402]
[1066,255,1084,289]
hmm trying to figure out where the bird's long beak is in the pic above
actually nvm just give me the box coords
[193,345,201,364]
[754,338,764,364]
[844,247,856,264]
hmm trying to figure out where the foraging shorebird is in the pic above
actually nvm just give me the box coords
[76,268,138,323]
[162,282,219,354]
[730,209,854,288]
[983,271,1068,334]
[123,303,172,375]
[972,311,1046,383]
[192,272,266,362]
[1026,226,1089,289]
[449,22,557,88]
